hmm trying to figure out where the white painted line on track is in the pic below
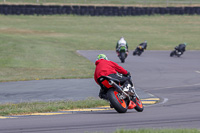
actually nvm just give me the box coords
[156,98,168,106]
[148,98,168,107]
[160,98,168,104]
[196,71,200,74]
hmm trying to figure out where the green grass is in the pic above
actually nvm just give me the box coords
[0,97,109,116]
[115,129,200,133]
[0,15,200,82]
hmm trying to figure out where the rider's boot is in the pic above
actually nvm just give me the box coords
[99,88,108,101]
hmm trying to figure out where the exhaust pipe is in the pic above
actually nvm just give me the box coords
[109,80,130,100]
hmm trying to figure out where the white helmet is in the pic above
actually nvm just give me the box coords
[119,37,126,44]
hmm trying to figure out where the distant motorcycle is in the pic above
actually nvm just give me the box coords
[117,43,128,63]
[170,50,184,57]
[170,43,186,57]
[133,46,144,56]
[133,41,147,56]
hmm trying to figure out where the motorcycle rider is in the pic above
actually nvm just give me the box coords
[94,54,135,100]
[116,37,129,56]
[175,43,187,54]
[136,41,147,52]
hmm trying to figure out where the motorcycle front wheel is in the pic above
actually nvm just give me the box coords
[134,96,144,112]
[133,51,137,56]
[170,50,175,57]
[107,88,128,113]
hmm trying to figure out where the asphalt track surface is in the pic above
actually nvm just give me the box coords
[0,50,200,133]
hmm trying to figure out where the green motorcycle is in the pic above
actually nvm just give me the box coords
[117,43,128,63]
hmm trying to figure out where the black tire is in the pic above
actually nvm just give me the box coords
[120,52,126,63]
[177,52,181,57]
[133,96,144,112]
[138,51,142,56]
[133,51,136,56]
[107,88,128,113]
[170,50,175,57]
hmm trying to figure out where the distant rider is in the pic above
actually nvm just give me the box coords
[136,41,147,52]
[175,43,187,54]
[94,54,134,100]
[116,37,129,56]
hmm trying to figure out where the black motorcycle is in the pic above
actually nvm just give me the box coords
[133,46,144,56]
[170,50,184,57]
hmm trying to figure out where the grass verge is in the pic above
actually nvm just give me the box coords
[0,97,109,116]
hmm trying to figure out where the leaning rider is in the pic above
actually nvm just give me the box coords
[94,54,134,100]
[175,43,187,54]
[136,41,147,52]
[116,37,129,56]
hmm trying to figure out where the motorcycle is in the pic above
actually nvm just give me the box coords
[117,44,128,63]
[97,75,144,113]
[133,46,144,56]
[170,50,184,57]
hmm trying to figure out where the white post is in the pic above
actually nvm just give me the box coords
[37,0,39,3]
[4,0,6,3]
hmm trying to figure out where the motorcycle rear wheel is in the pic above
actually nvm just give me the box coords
[138,51,142,56]
[177,53,181,57]
[107,88,128,113]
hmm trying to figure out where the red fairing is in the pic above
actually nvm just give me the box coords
[94,59,128,84]
[128,100,136,109]
[101,80,112,88]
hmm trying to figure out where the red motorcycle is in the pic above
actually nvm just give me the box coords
[97,75,144,113]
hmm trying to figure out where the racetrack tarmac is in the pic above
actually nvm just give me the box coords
[0,50,200,133]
